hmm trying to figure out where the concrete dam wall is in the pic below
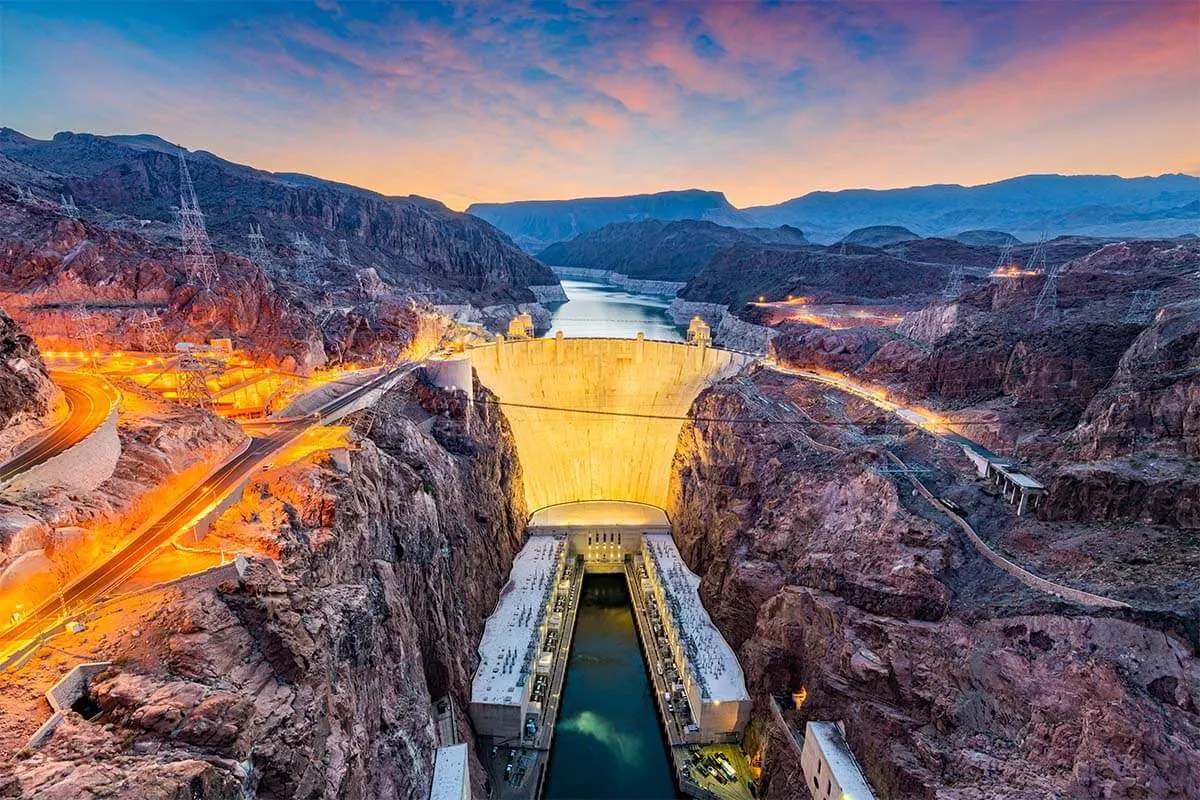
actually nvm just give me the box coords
[469,337,750,511]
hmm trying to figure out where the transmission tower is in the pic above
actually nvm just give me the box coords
[134,309,171,353]
[15,185,37,205]
[1028,235,1060,319]
[174,351,216,408]
[59,194,80,219]
[337,239,352,267]
[942,265,964,301]
[176,150,218,291]
[68,304,99,369]
[992,243,1015,274]
[288,232,321,285]
[1122,290,1158,324]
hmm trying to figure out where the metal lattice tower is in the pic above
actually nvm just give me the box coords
[337,239,352,267]
[289,232,318,285]
[134,310,171,353]
[350,404,379,440]
[247,223,269,261]
[176,150,218,291]
[942,265,964,301]
[993,243,1015,273]
[59,194,80,219]
[1031,239,1058,319]
[16,185,38,205]
[174,351,216,408]
[68,304,99,370]
[1122,290,1158,324]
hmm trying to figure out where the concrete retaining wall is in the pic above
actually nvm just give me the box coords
[26,660,113,749]
[4,404,120,495]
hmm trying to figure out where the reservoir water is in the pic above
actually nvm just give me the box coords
[543,280,683,341]
[543,574,681,800]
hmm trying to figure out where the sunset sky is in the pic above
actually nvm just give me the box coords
[2,0,1197,210]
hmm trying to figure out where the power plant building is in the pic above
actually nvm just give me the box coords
[641,533,751,741]
[469,535,568,739]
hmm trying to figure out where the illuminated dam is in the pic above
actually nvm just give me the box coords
[467,335,750,511]
[429,325,758,800]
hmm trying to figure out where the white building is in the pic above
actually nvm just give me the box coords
[641,533,750,740]
[800,721,877,800]
[429,743,470,800]
[469,535,567,739]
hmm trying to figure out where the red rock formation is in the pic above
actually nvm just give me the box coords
[0,380,527,799]
[668,376,1200,799]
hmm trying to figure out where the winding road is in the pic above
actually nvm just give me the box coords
[0,371,120,486]
[0,364,412,669]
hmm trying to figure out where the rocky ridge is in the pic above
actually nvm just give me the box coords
[0,377,527,799]
[667,373,1200,799]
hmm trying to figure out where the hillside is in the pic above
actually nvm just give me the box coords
[467,189,751,252]
[535,219,807,281]
[0,129,555,304]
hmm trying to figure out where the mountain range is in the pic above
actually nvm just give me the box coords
[0,128,554,304]
[469,174,1199,250]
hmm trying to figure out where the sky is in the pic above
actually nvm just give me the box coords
[0,0,1197,210]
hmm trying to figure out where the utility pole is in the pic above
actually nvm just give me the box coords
[174,350,216,408]
[176,150,218,291]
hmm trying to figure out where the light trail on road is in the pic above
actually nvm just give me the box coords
[0,371,119,486]
[0,364,410,670]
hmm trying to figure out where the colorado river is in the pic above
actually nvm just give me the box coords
[542,280,683,341]
[543,574,680,800]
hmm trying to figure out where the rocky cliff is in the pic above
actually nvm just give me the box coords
[0,309,58,460]
[667,373,1200,799]
[0,129,555,305]
[0,378,527,799]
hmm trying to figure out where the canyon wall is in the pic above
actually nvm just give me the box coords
[0,379,528,799]
[667,374,1199,799]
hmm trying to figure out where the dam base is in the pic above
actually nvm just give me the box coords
[470,502,757,800]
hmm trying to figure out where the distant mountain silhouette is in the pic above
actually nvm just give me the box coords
[952,229,1022,246]
[468,189,752,252]
[536,219,807,281]
[474,174,1199,247]
[838,225,919,247]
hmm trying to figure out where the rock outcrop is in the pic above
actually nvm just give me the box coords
[0,308,58,460]
[0,378,527,799]
[667,373,1200,799]
[0,129,556,305]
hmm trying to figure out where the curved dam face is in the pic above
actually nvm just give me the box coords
[468,337,749,512]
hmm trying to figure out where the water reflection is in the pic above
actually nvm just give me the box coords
[543,280,683,341]
[544,575,680,800]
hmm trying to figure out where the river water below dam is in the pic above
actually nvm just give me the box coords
[543,574,681,800]
[543,280,683,341]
